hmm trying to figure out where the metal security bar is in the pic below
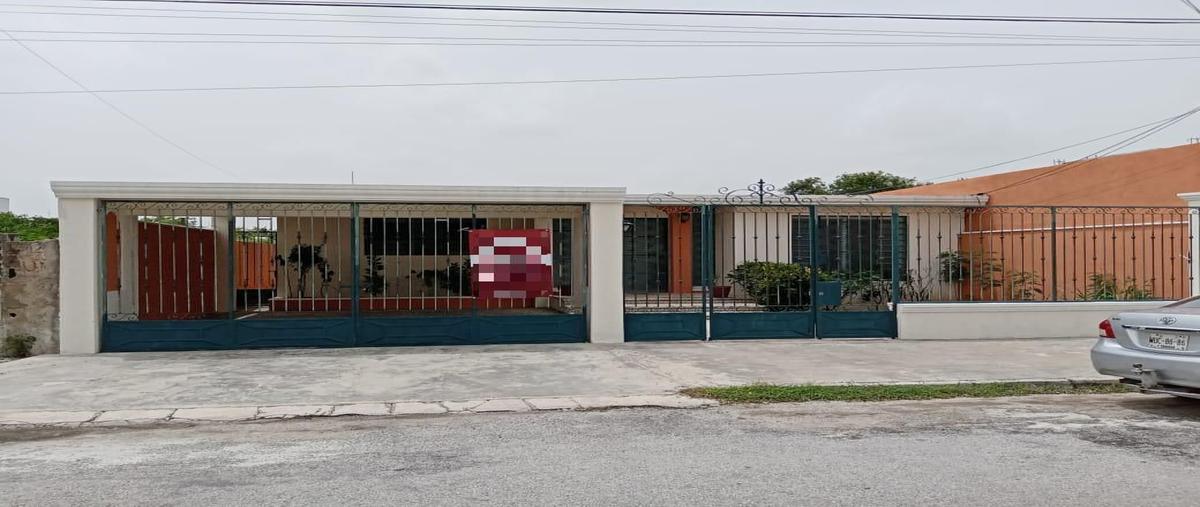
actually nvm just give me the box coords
[901,206,1196,302]
[233,202,352,318]
[799,206,902,312]
[357,204,584,316]
[712,205,812,313]
[621,206,707,313]
[104,201,229,321]
[100,200,588,351]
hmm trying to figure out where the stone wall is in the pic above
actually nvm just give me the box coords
[0,235,60,355]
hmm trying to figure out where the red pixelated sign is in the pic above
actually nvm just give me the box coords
[469,229,553,301]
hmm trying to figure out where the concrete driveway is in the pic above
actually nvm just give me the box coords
[0,338,1104,413]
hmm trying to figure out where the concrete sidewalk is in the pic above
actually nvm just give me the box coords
[0,338,1102,418]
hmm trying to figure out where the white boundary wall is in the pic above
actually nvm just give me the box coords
[897,301,1165,340]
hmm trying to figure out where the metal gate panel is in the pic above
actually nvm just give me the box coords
[357,314,585,347]
[816,311,896,338]
[807,205,900,338]
[622,205,708,341]
[101,320,233,352]
[233,318,355,349]
[708,201,817,340]
[624,313,706,341]
[710,312,814,339]
[100,201,589,352]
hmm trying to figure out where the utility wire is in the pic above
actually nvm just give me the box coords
[11,2,1200,42]
[847,106,1200,195]
[1180,0,1200,16]
[11,38,1200,48]
[84,0,1200,24]
[0,27,238,178]
[928,116,1194,182]
[10,28,1200,45]
[12,8,1200,44]
[980,106,1200,193]
[4,55,1198,95]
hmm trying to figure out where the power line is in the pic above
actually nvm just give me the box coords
[981,105,1200,193]
[927,116,1194,182]
[1180,0,1200,16]
[84,1,1200,24]
[11,37,1200,48]
[12,7,1200,45]
[10,28,1200,45]
[9,2,1200,42]
[849,106,1200,195]
[0,27,238,179]
[3,55,1197,95]
[11,2,1200,43]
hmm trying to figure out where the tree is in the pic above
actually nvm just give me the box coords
[782,177,829,195]
[828,171,918,194]
[782,171,918,196]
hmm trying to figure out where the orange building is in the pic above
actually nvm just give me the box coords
[880,143,1200,301]
[882,143,1200,206]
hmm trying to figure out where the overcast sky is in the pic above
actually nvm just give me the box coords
[2,0,1200,215]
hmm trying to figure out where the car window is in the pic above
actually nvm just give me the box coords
[1163,296,1200,308]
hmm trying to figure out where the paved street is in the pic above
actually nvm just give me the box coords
[2,393,1197,506]
[0,338,1101,413]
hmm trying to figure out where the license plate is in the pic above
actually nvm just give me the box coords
[1146,332,1190,351]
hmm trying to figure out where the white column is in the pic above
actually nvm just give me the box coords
[58,198,101,354]
[570,210,586,309]
[1181,192,1200,297]
[587,201,625,343]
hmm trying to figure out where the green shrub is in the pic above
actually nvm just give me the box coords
[0,212,58,241]
[727,262,811,310]
[1077,274,1155,301]
[1004,271,1044,301]
[1,335,37,358]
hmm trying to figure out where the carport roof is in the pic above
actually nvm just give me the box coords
[51,181,628,204]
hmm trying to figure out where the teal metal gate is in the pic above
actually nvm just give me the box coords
[621,205,711,340]
[99,201,588,352]
[627,181,899,340]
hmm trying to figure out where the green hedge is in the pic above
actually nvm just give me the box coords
[0,212,59,241]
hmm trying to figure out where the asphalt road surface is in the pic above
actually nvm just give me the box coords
[2,393,1198,506]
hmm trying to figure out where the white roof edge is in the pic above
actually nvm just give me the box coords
[1178,191,1200,203]
[622,193,988,207]
[51,181,628,203]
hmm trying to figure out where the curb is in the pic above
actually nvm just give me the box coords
[0,394,718,429]
[0,380,1123,429]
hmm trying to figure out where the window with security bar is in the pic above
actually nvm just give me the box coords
[791,215,908,278]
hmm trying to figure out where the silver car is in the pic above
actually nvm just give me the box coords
[1092,296,1200,399]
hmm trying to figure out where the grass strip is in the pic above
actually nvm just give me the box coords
[681,381,1131,403]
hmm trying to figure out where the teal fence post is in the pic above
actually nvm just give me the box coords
[1050,206,1058,301]
[350,202,361,344]
[809,205,819,337]
[702,204,714,339]
[890,205,901,338]
[227,203,236,322]
[96,201,107,339]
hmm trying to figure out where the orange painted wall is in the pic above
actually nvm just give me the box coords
[953,209,1191,301]
[667,212,694,293]
[884,143,1198,301]
[235,241,276,290]
[137,222,218,319]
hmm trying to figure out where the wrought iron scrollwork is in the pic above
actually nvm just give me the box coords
[647,179,879,207]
